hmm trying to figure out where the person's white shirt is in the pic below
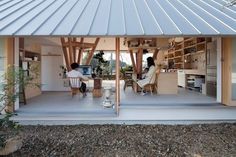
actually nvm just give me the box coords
[67,69,88,81]
[137,65,156,88]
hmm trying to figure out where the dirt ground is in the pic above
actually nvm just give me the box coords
[3,123,236,157]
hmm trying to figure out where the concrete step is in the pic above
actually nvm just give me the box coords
[120,103,225,109]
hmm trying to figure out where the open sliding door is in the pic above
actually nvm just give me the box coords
[222,37,236,106]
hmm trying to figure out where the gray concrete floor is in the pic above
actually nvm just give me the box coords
[121,87,217,106]
[12,80,236,124]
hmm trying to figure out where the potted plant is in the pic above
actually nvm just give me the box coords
[90,51,111,97]
[92,50,110,78]
[0,65,40,155]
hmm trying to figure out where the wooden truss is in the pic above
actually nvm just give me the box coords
[126,38,159,78]
[61,37,100,71]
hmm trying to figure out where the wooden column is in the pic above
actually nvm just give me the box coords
[5,38,15,112]
[153,49,159,59]
[72,38,77,63]
[115,37,120,115]
[77,38,84,64]
[136,48,143,79]
[68,38,74,63]
[129,50,137,73]
[60,38,70,71]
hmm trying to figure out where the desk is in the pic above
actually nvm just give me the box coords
[157,72,178,94]
[123,71,134,91]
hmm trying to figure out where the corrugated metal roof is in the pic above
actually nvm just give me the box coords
[0,0,235,36]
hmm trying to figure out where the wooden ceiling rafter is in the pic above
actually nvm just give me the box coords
[61,37,100,70]
[153,49,159,59]
[85,38,100,65]
[61,37,70,71]
[62,41,96,48]
[68,37,74,64]
[77,38,84,64]
[72,37,77,63]
[129,50,137,73]
[136,48,143,78]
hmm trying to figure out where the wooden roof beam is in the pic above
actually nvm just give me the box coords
[85,38,100,65]
[62,42,95,48]
[68,38,74,63]
[77,38,84,64]
[60,37,70,71]
[129,50,137,73]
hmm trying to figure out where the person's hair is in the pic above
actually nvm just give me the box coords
[71,63,79,70]
[147,57,155,68]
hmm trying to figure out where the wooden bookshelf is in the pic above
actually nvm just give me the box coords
[166,37,211,70]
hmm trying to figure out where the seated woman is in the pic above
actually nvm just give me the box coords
[137,57,156,95]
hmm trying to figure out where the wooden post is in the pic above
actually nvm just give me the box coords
[137,48,143,79]
[72,37,77,63]
[85,38,100,65]
[60,37,70,71]
[6,38,15,112]
[129,50,137,73]
[77,38,84,64]
[68,38,74,63]
[115,37,120,115]
[153,49,159,59]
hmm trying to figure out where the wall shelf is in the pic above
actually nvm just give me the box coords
[165,37,211,71]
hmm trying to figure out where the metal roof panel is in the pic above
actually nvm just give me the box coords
[71,0,101,35]
[89,0,111,35]
[0,0,54,35]
[146,0,181,35]
[156,0,201,35]
[193,0,236,31]
[206,0,236,18]
[15,0,67,35]
[184,0,236,34]
[52,0,90,35]
[123,0,144,35]
[134,0,163,35]
[34,0,78,35]
[0,0,42,32]
[0,0,235,36]
[170,0,219,34]
[108,0,126,35]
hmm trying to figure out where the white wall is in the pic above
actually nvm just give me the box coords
[41,45,70,91]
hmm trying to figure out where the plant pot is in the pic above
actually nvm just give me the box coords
[94,78,102,89]
[0,136,22,156]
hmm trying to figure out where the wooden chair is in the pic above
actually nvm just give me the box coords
[143,67,161,95]
[68,77,81,97]
[123,71,134,91]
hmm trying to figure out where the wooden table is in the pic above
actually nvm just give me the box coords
[157,72,178,94]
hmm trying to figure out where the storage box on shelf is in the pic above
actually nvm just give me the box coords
[186,75,205,92]
[19,49,41,62]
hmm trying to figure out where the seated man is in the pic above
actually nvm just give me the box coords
[67,63,89,97]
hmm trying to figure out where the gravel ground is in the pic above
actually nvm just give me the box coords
[2,123,236,157]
